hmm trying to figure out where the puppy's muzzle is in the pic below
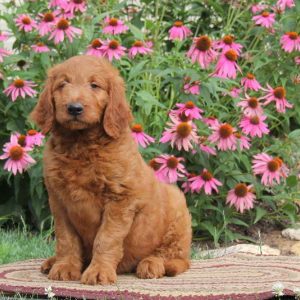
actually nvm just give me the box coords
[67,103,84,116]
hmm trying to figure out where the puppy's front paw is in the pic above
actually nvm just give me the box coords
[136,256,165,279]
[41,256,56,274]
[81,264,117,285]
[48,262,81,281]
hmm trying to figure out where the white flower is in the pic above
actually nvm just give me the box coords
[45,286,55,299]
[272,282,284,297]
[294,287,300,299]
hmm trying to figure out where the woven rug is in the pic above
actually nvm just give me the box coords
[0,254,299,299]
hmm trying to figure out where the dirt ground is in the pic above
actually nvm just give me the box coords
[260,230,297,255]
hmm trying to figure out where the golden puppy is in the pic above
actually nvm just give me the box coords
[31,55,191,285]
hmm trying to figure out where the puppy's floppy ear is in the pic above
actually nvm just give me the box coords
[103,75,133,139]
[30,74,54,134]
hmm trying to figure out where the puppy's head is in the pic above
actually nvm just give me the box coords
[30,55,132,138]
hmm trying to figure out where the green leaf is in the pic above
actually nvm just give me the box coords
[240,154,251,172]
[289,129,300,139]
[127,23,144,40]
[128,61,148,81]
[254,207,267,224]
[136,90,166,115]
[231,233,257,243]
[199,222,222,246]
[230,218,249,227]
[202,204,223,214]
[286,175,298,188]
[40,53,51,70]
[191,219,198,227]
[282,203,298,223]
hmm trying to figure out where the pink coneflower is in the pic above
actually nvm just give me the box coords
[100,40,126,61]
[171,101,203,120]
[262,85,293,113]
[54,8,74,19]
[213,49,241,79]
[199,144,217,155]
[48,0,67,8]
[64,0,87,13]
[10,132,32,150]
[251,4,269,14]
[12,129,38,151]
[49,18,81,44]
[187,35,217,69]
[280,32,300,53]
[295,57,300,65]
[128,41,153,58]
[131,124,155,148]
[168,21,192,41]
[214,35,243,55]
[182,173,197,193]
[26,129,45,147]
[31,42,50,53]
[252,153,288,186]
[199,137,217,155]
[154,155,186,184]
[208,123,237,151]
[252,11,275,29]
[148,158,161,173]
[229,87,242,98]
[15,14,37,32]
[103,17,128,35]
[4,79,37,102]
[13,133,30,149]
[237,95,264,116]
[0,135,35,175]
[203,116,219,128]
[0,31,9,41]
[226,183,255,213]
[239,115,269,138]
[241,73,262,91]
[189,169,222,195]
[233,132,251,151]
[0,48,11,62]
[38,11,58,36]
[169,112,192,123]
[276,0,295,10]
[160,120,199,151]
[86,39,104,56]
[183,81,200,95]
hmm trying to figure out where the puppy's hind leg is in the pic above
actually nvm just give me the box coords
[136,233,191,279]
[136,256,165,279]
[136,234,191,279]
[164,258,190,276]
[136,206,192,279]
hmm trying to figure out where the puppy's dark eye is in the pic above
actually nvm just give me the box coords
[58,81,68,89]
[90,83,100,89]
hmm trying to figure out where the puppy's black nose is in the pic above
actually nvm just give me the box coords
[67,103,83,116]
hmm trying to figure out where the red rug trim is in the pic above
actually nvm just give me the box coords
[0,283,295,300]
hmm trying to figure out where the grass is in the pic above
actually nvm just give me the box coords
[0,230,53,299]
[0,293,46,299]
[0,228,55,265]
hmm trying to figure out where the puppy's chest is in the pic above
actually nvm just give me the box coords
[46,149,108,201]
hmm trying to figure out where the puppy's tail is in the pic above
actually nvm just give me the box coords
[164,258,190,276]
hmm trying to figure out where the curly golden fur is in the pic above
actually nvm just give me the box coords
[30,55,192,285]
